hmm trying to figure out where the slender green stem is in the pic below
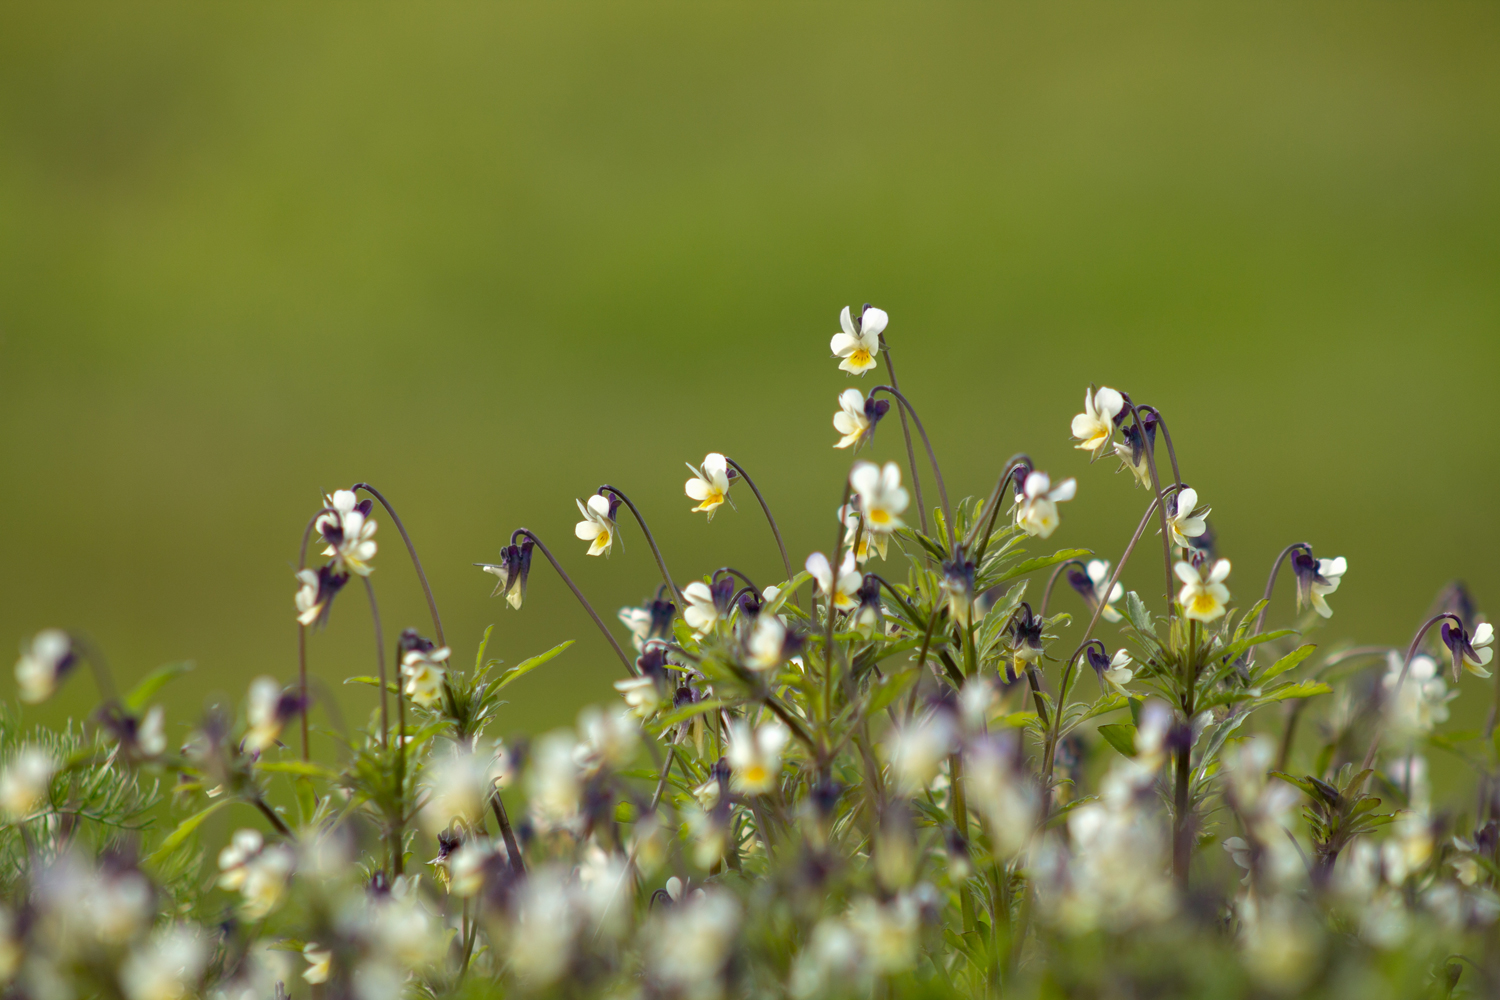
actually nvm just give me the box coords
[964,455,1031,554]
[879,340,929,537]
[490,792,525,875]
[600,485,681,603]
[1039,559,1089,619]
[824,482,853,731]
[254,796,292,837]
[1360,613,1463,775]
[723,457,793,584]
[352,484,446,647]
[362,577,388,748]
[296,505,335,762]
[869,386,950,543]
[1123,402,1177,601]
[513,529,635,675]
[1254,542,1312,635]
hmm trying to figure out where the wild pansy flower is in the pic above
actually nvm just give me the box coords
[399,630,451,710]
[839,501,885,563]
[849,461,909,536]
[0,747,56,819]
[1069,559,1123,622]
[1006,604,1045,682]
[217,829,295,920]
[242,677,302,753]
[1114,419,1156,489]
[295,565,348,628]
[614,674,664,719]
[1290,550,1346,619]
[1012,471,1077,539]
[1441,620,1494,680]
[1086,646,1134,691]
[98,704,168,760]
[830,304,887,376]
[316,489,378,576]
[745,613,802,672]
[575,494,621,557]
[683,577,735,637]
[618,597,676,651]
[727,719,789,795]
[940,558,978,628]
[302,945,332,985]
[1176,559,1231,623]
[1166,488,1209,550]
[685,453,733,520]
[833,389,889,450]
[14,629,75,704]
[806,551,861,611]
[1070,386,1125,460]
[854,576,883,639]
[887,712,956,795]
[478,539,534,609]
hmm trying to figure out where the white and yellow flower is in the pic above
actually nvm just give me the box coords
[614,675,664,718]
[685,453,733,519]
[0,747,56,819]
[295,565,347,628]
[1292,551,1347,619]
[727,720,789,796]
[1166,488,1209,549]
[745,613,800,672]
[832,389,888,450]
[1013,471,1077,539]
[849,462,909,536]
[683,579,733,637]
[15,629,74,704]
[1072,559,1123,622]
[401,643,451,709]
[316,489,378,576]
[1442,621,1494,679]
[839,502,885,563]
[806,551,861,611]
[1103,650,1135,691]
[1070,386,1125,459]
[243,677,295,753]
[830,305,887,376]
[574,494,618,557]
[302,944,332,985]
[1176,559,1231,623]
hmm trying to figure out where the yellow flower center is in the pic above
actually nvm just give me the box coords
[867,508,892,527]
[742,763,768,787]
[850,348,872,367]
[1189,593,1218,615]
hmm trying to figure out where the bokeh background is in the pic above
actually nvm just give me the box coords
[2,5,1498,763]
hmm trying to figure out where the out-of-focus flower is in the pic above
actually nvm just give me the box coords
[574,494,620,557]
[745,613,801,672]
[1290,550,1346,619]
[295,565,348,628]
[650,890,741,1000]
[528,732,582,827]
[317,489,378,576]
[1383,653,1456,734]
[1013,471,1076,539]
[1441,620,1494,680]
[833,389,889,450]
[683,578,735,637]
[1165,488,1209,550]
[242,677,301,753]
[217,829,295,920]
[99,704,168,760]
[0,747,56,819]
[421,750,505,835]
[120,925,208,1000]
[478,539,535,609]
[1176,559,1231,623]
[886,713,955,795]
[508,867,577,986]
[1070,386,1125,459]
[847,895,919,974]
[1113,419,1156,489]
[1006,604,1046,683]
[830,304,886,376]
[685,453,733,519]
[448,838,511,898]
[15,629,75,704]
[619,598,676,651]
[1069,559,1123,622]
[940,558,977,628]
[966,736,1037,857]
[853,576,883,639]
[806,551,861,612]
[302,944,332,984]
[839,501,885,563]
[614,674,665,718]
[790,917,864,1000]
[1103,650,1134,691]
[850,462,909,539]
[727,720,789,796]
[398,630,450,710]
[575,705,639,774]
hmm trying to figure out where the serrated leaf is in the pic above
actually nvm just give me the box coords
[1260,644,1317,683]
[1098,723,1137,758]
[495,640,575,691]
[146,799,232,866]
[1125,592,1154,636]
[124,661,195,712]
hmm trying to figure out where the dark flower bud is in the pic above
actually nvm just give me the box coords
[1084,642,1111,679]
[1006,603,1045,683]
[855,575,884,638]
[398,628,438,658]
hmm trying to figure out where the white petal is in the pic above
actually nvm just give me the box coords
[849,462,879,495]
[1094,387,1124,422]
[1087,560,1109,584]
[839,305,855,337]
[1023,471,1049,497]
[1208,559,1232,584]
[1174,488,1198,514]
[1174,561,1199,585]
[702,452,728,482]
[685,478,714,501]
[575,521,601,540]
[1319,556,1347,579]
[1474,622,1494,647]
[1048,478,1077,502]
[587,494,612,517]
[838,388,865,414]
[833,412,863,436]
[683,581,713,604]
[830,332,859,357]
[881,462,903,493]
[860,306,888,339]
[805,552,832,593]
[1071,412,1102,440]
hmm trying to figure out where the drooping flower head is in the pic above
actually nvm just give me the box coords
[242,677,304,754]
[97,703,168,761]
[839,501,886,563]
[399,629,451,710]
[478,538,535,609]
[14,629,76,704]
[727,720,790,795]
[744,613,803,672]
[1176,559,1231,623]
[833,389,890,451]
[1441,620,1494,681]
[854,576,884,639]
[683,577,736,637]
[849,462,909,536]
[1114,415,1158,489]
[1070,386,1125,460]
[1069,559,1124,622]
[1166,488,1209,550]
[316,489,378,576]
[685,453,734,520]
[940,558,978,628]
[295,565,348,628]
[619,596,677,651]
[1013,471,1077,539]
[575,494,622,557]
[1006,604,1045,683]
[806,551,861,612]
[830,304,887,376]
[1290,549,1346,619]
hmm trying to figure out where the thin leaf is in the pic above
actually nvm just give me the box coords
[1098,723,1137,758]
[495,640,575,691]
[867,669,919,715]
[146,799,231,866]
[344,676,400,694]
[124,661,194,712]
[988,549,1092,587]
[257,760,339,780]
[474,623,495,672]
[655,699,728,728]
[1260,644,1317,683]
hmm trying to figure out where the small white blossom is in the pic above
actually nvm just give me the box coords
[682,580,724,637]
[1103,649,1135,691]
[829,305,886,376]
[575,705,640,774]
[0,747,56,819]
[727,720,789,796]
[1383,653,1456,735]
[1013,471,1077,539]
[15,629,73,704]
[216,830,294,921]
[421,750,505,835]
[1166,487,1209,549]
[1176,559,1231,623]
[847,895,920,974]
[849,462,908,535]
[120,925,208,1000]
[685,453,732,519]
[886,713,955,795]
[1070,386,1125,459]
[528,731,583,827]
[316,489,378,576]
[401,645,450,709]
[1309,557,1346,618]
[614,675,663,718]
[649,890,740,1000]
[1083,559,1124,622]
[805,551,860,611]
[302,944,332,984]
[839,502,885,562]
[745,613,793,672]
[242,677,293,753]
[574,494,618,557]
[833,389,880,449]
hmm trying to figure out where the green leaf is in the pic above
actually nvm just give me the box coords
[1261,680,1332,703]
[146,799,231,866]
[867,669,918,715]
[124,661,194,712]
[474,623,495,672]
[257,760,339,780]
[1124,592,1154,636]
[495,640,575,691]
[1098,723,1137,758]
[655,698,728,728]
[295,777,318,825]
[1269,770,1318,798]
[344,676,400,694]
[1260,644,1317,683]
[762,572,812,616]
[988,549,1092,587]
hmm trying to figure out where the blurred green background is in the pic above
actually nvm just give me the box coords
[2,4,1498,757]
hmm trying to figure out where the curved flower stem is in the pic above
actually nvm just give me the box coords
[867,574,920,622]
[1360,613,1463,776]
[353,484,446,647]
[1253,542,1312,636]
[1123,402,1177,602]
[296,506,335,762]
[869,385,951,546]
[714,567,762,596]
[253,796,292,837]
[879,340,930,537]
[1136,405,1182,486]
[490,792,525,875]
[66,632,118,706]
[1039,489,1178,817]
[1039,559,1089,619]
[723,458,793,584]
[361,577,389,749]
[512,529,635,675]
[965,454,1031,561]
[599,486,682,603]
[824,482,853,732]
